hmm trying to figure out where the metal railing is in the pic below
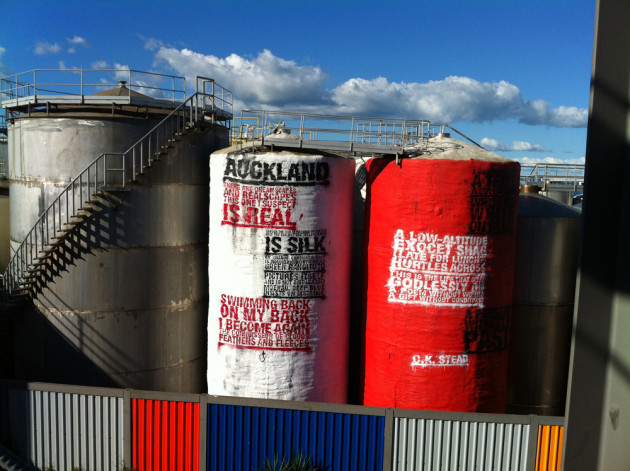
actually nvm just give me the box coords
[196,76,233,118]
[1,69,188,107]
[1,79,232,299]
[232,116,262,143]
[520,163,585,191]
[232,109,432,152]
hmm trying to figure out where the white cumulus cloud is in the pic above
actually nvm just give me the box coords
[155,48,331,107]
[331,76,524,122]
[481,137,551,152]
[67,35,89,46]
[140,36,165,51]
[66,35,90,53]
[331,76,587,127]
[153,47,588,128]
[34,41,61,55]
[91,60,109,69]
[520,102,588,127]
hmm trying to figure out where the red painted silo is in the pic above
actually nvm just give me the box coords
[362,134,520,412]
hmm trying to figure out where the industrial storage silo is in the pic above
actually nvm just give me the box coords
[0,115,8,272]
[507,192,581,415]
[362,134,520,412]
[0,117,11,379]
[207,146,354,402]
[3,71,229,392]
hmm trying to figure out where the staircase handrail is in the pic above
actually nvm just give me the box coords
[1,86,230,298]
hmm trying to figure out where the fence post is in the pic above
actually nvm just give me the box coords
[199,394,208,471]
[526,414,540,471]
[123,389,132,469]
[382,408,394,471]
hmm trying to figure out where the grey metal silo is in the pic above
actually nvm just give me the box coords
[507,192,581,415]
[1,69,231,392]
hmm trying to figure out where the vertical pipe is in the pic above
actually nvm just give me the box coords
[87,166,91,204]
[65,185,69,226]
[141,139,145,171]
[121,152,125,187]
[34,226,38,267]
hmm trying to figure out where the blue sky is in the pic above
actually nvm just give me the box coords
[1,0,594,164]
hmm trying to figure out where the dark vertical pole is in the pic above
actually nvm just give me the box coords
[563,0,630,469]
[526,415,540,471]
[382,408,394,471]
[199,395,208,471]
[123,389,132,469]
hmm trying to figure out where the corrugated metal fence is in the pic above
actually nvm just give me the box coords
[207,401,385,471]
[0,381,564,471]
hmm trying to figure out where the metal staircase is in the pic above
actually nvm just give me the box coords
[0,76,232,302]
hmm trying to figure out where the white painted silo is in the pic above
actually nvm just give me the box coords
[207,147,354,402]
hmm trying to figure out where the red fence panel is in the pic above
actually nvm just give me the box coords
[132,398,200,471]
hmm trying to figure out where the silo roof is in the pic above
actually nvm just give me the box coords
[91,81,152,99]
[416,134,511,162]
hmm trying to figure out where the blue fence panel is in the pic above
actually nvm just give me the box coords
[207,404,385,471]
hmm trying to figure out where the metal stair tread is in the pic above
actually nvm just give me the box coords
[100,186,131,192]
[51,229,69,240]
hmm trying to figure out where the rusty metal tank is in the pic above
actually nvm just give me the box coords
[506,192,581,415]
[3,70,229,392]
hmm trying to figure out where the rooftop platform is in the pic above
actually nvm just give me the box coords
[1,69,233,121]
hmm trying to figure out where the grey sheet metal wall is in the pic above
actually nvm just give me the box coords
[393,413,531,470]
[0,383,124,471]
